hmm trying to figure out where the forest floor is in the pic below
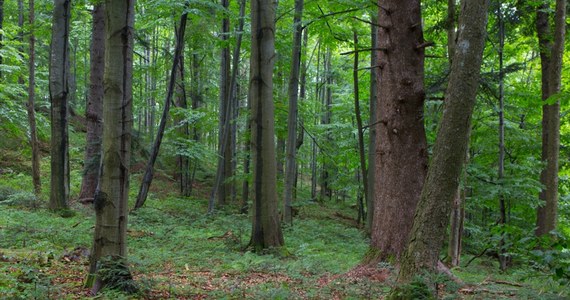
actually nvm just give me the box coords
[0,171,569,299]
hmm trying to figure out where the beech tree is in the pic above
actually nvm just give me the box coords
[249,0,284,251]
[79,3,104,203]
[398,0,489,282]
[48,0,71,210]
[536,0,567,237]
[88,0,135,293]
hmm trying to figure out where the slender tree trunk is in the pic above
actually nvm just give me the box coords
[497,4,508,271]
[445,0,463,267]
[370,0,428,260]
[175,54,190,196]
[134,12,188,210]
[448,185,465,267]
[88,0,135,293]
[320,48,333,201]
[79,3,105,203]
[210,0,246,213]
[214,0,232,207]
[398,0,489,282]
[27,0,41,195]
[310,39,321,201]
[536,0,566,237]
[250,0,284,251]
[49,0,71,210]
[366,13,378,233]
[283,0,304,225]
[352,31,368,222]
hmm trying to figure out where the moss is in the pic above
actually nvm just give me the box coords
[387,277,435,300]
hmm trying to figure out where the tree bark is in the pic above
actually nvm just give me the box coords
[250,0,285,251]
[536,0,566,237]
[27,0,41,195]
[79,3,105,203]
[49,0,71,210]
[134,12,188,210]
[283,0,304,225]
[497,4,508,271]
[370,0,428,260]
[398,0,489,282]
[320,48,333,201]
[88,0,135,293]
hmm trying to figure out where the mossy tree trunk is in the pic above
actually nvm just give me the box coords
[398,0,489,282]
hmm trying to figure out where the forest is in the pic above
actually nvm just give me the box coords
[0,0,569,298]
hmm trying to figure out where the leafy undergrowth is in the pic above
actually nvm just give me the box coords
[0,179,568,299]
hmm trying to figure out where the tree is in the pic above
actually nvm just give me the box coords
[88,0,135,293]
[398,0,489,282]
[48,0,71,210]
[536,0,567,237]
[283,0,304,225]
[79,3,104,203]
[26,0,41,195]
[370,0,428,260]
[249,0,284,251]
[134,9,188,210]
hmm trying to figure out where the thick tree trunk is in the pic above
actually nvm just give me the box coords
[283,0,304,225]
[134,12,188,210]
[49,0,71,210]
[79,3,105,202]
[370,0,428,260]
[250,0,284,251]
[27,0,41,195]
[398,0,489,282]
[88,0,135,293]
[536,0,566,237]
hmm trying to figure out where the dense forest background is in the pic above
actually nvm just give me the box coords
[0,0,569,298]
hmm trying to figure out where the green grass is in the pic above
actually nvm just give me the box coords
[0,170,568,299]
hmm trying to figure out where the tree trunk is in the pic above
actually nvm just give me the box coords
[174,53,190,196]
[366,13,378,234]
[497,4,508,271]
[370,0,428,260]
[49,0,71,210]
[210,0,246,213]
[352,31,368,224]
[214,0,232,207]
[26,0,41,195]
[536,0,566,237]
[134,12,188,210]
[398,0,489,282]
[250,0,284,251]
[88,0,135,293]
[79,3,105,203]
[320,48,333,201]
[283,0,304,225]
